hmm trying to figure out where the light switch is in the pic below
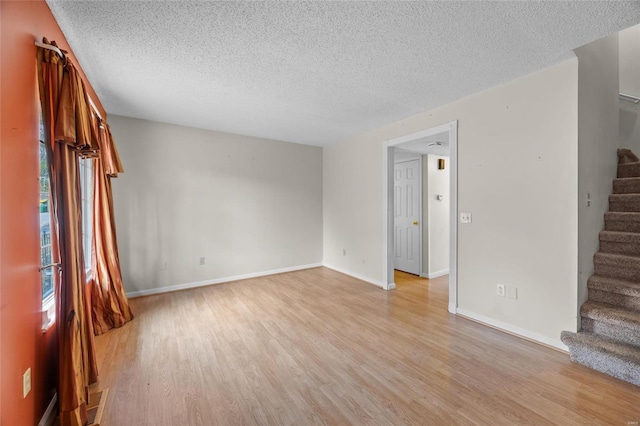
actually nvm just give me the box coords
[460,213,472,223]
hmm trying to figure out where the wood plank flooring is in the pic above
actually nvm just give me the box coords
[91,268,640,425]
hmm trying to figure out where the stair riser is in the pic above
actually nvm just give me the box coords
[604,220,640,233]
[613,180,640,194]
[609,200,640,212]
[581,318,640,348]
[594,263,640,281]
[588,289,640,311]
[599,241,640,256]
[618,163,640,179]
[566,343,640,387]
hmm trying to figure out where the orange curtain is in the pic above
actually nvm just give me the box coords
[90,120,134,335]
[37,39,98,426]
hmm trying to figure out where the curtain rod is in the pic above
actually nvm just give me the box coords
[34,40,104,120]
[87,96,103,120]
[35,40,65,59]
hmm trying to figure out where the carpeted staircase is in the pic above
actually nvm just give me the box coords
[561,149,640,387]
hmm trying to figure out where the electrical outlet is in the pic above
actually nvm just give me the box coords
[460,213,472,223]
[496,284,506,297]
[23,368,31,398]
[199,257,205,265]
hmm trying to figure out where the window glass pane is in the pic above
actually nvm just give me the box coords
[39,124,53,301]
[79,158,93,272]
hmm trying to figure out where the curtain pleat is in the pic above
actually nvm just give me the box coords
[99,124,124,176]
[37,39,98,426]
[90,121,133,335]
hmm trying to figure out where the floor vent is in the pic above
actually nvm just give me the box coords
[52,388,108,426]
[87,388,109,426]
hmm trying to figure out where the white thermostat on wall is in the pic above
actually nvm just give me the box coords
[460,213,472,223]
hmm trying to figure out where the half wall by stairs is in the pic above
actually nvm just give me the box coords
[561,149,640,387]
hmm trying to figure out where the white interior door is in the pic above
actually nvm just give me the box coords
[394,159,420,275]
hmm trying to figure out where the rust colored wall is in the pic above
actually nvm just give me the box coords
[1,1,105,424]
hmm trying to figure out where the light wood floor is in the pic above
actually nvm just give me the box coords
[92,268,640,425]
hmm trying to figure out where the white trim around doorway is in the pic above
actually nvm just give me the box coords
[382,120,458,314]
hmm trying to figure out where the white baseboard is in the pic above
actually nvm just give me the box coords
[38,393,57,426]
[421,269,449,279]
[322,263,387,289]
[126,263,323,298]
[456,308,568,353]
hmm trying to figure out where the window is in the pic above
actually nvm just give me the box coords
[79,156,93,273]
[39,118,55,331]
[39,134,53,301]
[39,116,95,331]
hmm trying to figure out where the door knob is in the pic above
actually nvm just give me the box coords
[413,221,419,225]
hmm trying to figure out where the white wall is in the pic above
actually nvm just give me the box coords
[425,155,449,277]
[620,24,640,97]
[619,24,640,152]
[323,134,386,283]
[576,34,620,315]
[110,115,323,295]
[324,59,579,346]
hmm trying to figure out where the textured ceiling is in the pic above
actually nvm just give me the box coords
[47,1,640,147]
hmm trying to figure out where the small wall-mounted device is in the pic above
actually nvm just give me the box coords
[436,195,444,201]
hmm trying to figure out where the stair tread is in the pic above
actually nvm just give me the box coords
[604,211,640,221]
[617,163,640,178]
[604,212,640,233]
[561,331,640,361]
[589,275,640,297]
[608,193,640,212]
[594,251,640,266]
[610,193,640,199]
[614,177,640,182]
[605,211,640,221]
[593,251,640,263]
[599,230,640,243]
[581,301,640,327]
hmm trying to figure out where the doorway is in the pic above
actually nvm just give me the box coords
[383,121,458,314]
